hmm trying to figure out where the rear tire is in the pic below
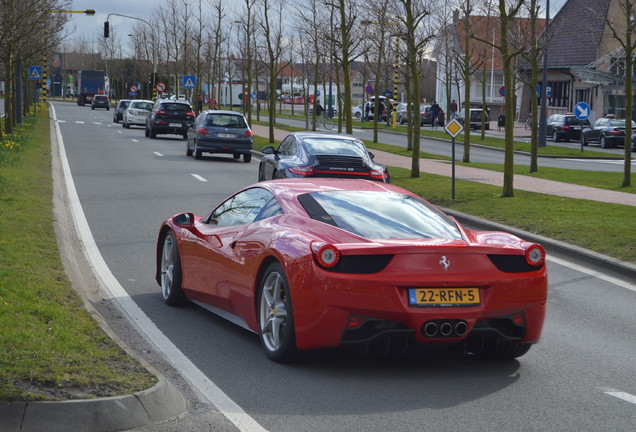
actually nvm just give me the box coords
[244,153,252,163]
[474,342,532,360]
[150,127,156,139]
[600,135,607,149]
[552,130,559,142]
[194,140,202,159]
[160,231,186,306]
[258,262,297,362]
[145,126,150,137]
[186,141,193,156]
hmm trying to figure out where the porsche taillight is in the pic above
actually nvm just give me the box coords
[289,166,314,176]
[311,242,341,268]
[524,243,545,267]
[197,127,208,134]
[244,130,253,137]
[370,169,387,179]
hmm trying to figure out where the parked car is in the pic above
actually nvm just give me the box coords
[91,94,110,110]
[457,108,490,130]
[632,133,636,152]
[258,132,389,182]
[145,99,195,139]
[420,104,446,126]
[364,96,392,121]
[186,110,253,162]
[546,114,590,142]
[352,104,363,119]
[156,178,547,362]
[113,99,131,123]
[123,100,154,128]
[396,102,408,124]
[582,117,636,148]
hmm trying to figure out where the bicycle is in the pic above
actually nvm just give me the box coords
[524,114,532,130]
[320,114,335,130]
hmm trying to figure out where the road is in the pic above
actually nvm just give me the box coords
[271,116,634,172]
[52,101,636,431]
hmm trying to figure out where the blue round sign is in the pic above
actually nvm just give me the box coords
[574,102,591,120]
[366,85,374,94]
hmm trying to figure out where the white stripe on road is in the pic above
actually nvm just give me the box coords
[57,120,66,123]
[547,256,636,292]
[75,121,85,124]
[605,390,636,405]
[93,122,102,125]
[153,152,163,157]
[50,104,268,432]
[117,131,123,133]
[131,139,139,142]
[191,173,208,182]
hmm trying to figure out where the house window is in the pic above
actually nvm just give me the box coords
[547,81,569,108]
[575,88,591,105]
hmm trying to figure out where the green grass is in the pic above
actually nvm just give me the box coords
[0,116,156,400]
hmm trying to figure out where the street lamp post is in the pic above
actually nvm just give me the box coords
[538,0,550,147]
[42,9,95,114]
[105,13,158,100]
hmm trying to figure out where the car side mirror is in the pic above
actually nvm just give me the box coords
[173,213,194,228]
[262,146,276,155]
[368,151,375,159]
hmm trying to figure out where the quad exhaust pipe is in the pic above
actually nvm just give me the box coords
[422,320,468,338]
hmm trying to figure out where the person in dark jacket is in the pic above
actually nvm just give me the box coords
[430,101,441,128]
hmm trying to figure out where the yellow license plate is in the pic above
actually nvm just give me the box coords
[409,288,480,307]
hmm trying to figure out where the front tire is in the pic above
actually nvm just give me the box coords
[160,231,186,306]
[552,130,559,142]
[600,135,607,149]
[258,262,297,362]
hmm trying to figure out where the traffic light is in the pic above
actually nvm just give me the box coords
[84,9,96,15]
[104,22,109,38]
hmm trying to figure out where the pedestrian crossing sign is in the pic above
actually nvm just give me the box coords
[28,66,43,80]
[183,75,196,89]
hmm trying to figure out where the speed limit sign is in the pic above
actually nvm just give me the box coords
[129,84,138,93]
[156,81,166,92]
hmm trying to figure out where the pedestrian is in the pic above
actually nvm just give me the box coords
[316,99,325,116]
[430,101,441,128]
[197,96,203,112]
[450,99,458,119]
[365,102,371,121]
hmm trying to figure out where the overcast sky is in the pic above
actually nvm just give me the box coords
[63,0,569,50]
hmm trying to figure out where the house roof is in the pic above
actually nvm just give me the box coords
[546,0,612,68]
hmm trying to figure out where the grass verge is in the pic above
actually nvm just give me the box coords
[0,115,156,400]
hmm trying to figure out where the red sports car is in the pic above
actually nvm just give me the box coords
[156,179,547,362]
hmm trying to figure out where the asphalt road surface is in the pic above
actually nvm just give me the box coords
[52,101,636,431]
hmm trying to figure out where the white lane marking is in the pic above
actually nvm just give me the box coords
[191,173,208,182]
[57,120,67,123]
[50,105,268,432]
[547,256,636,292]
[131,139,139,143]
[75,121,85,124]
[153,152,163,157]
[93,122,102,125]
[563,159,636,165]
[117,131,123,134]
[604,390,636,405]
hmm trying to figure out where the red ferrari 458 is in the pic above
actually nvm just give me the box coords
[156,179,547,362]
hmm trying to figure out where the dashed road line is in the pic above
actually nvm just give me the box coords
[191,174,207,182]
[153,152,163,157]
[604,390,636,405]
[75,121,85,124]
[131,139,139,142]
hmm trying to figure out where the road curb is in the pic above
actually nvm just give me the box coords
[0,376,187,432]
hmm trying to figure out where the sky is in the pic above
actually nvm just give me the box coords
[63,0,569,50]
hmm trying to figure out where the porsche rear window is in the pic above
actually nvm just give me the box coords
[302,138,368,157]
[298,191,463,240]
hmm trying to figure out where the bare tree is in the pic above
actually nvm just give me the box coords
[260,0,286,143]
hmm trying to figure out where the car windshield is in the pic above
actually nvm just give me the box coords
[131,101,153,110]
[119,101,130,108]
[302,138,368,158]
[162,103,190,112]
[299,190,463,240]
[608,119,636,127]
[564,117,589,126]
[204,114,247,128]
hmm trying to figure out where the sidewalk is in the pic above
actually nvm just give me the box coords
[251,124,636,207]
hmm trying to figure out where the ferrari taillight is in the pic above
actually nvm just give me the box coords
[311,242,341,268]
[289,166,314,176]
[524,243,545,267]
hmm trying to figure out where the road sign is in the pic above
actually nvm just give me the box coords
[156,81,166,92]
[536,85,553,98]
[366,85,374,94]
[444,118,464,138]
[129,84,138,93]
[28,66,42,80]
[499,86,505,96]
[183,75,196,89]
[575,102,591,120]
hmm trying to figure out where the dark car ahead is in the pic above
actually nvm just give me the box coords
[421,104,446,126]
[632,133,636,152]
[186,110,253,162]
[258,132,390,182]
[91,94,110,110]
[457,108,490,130]
[113,99,131,123]
[146,99,195,139]
[582,117,636,148]
[546,114,590,142]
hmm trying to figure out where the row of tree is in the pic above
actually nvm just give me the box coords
[2,0,634,192]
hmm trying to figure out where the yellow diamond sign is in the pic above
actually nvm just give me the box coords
[444,118,464,138]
